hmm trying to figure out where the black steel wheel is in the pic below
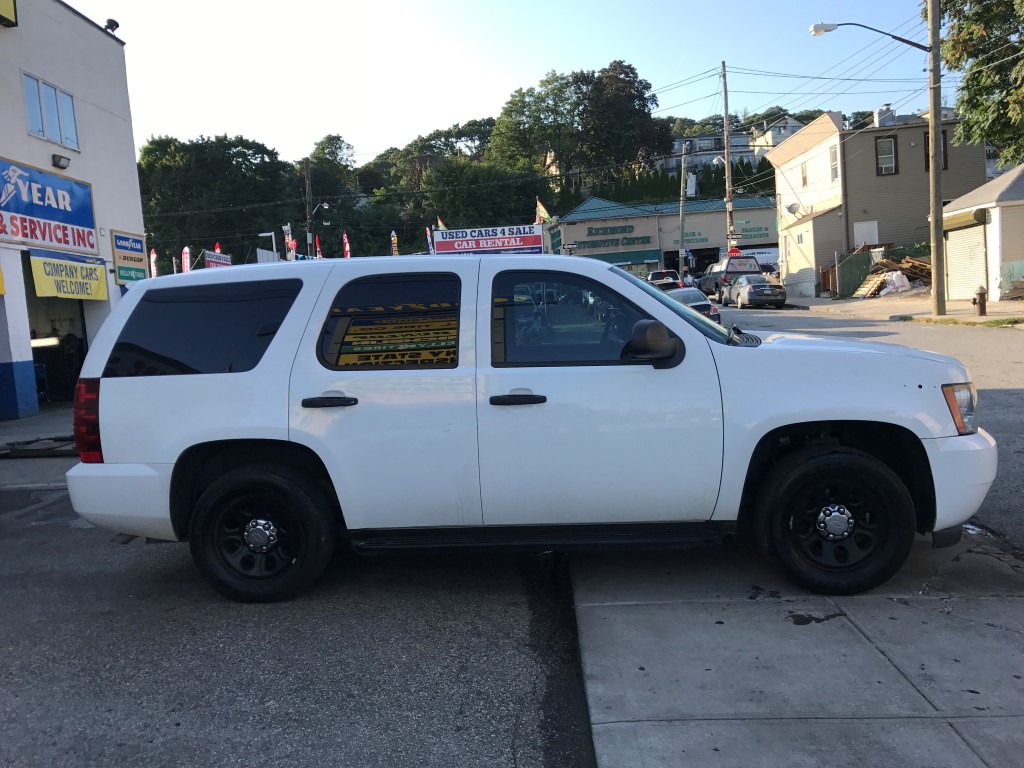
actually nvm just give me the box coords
[189,465,336,602]
[756,447,916,594]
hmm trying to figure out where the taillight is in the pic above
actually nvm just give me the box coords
[73,378,103,463]
[720,276,727,284]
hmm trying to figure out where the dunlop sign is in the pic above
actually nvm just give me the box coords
[110,230,148,284]
[29,248,108,301]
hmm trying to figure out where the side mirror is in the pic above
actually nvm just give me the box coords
[628,320,684,368]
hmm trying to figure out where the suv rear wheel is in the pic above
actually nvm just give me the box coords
[756,447,916,594]
[189,465,336,602]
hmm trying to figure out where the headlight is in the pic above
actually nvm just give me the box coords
[942,383,977,435]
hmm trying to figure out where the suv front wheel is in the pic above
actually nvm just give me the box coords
[756,447,916,594]
[189,465,337,602]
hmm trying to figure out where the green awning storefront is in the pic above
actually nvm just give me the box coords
[583,248,662,267]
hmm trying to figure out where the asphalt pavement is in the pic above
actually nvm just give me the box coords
[2,298,1022,767]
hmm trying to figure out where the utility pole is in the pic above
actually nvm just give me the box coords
[304,159,313,260]
[721,61,735,243]
[677,139,687,274]
[927,0,946,315]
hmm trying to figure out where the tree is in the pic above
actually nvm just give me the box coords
[488,71,586,175]
[420,157,549,228]
[671,117,697,136]
[574,60,674,183]
[679,113,743,136]
[846,110,875,130]
[940,0,1024,163]
[745,106,789,130]
[412,118,496,160]
[138,135,295,271]
[791,109,825,126]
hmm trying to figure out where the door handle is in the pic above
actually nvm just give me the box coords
[302,396,358,408]
[489,394,547,406]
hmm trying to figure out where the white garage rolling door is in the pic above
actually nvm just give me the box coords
[945,225,987,301]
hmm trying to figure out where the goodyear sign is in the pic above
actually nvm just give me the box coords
[0,157,98,254]
[30,248,108,301]
[111,230,147,284]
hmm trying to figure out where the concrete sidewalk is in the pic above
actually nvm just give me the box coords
[0,403,76,489]
[793,289,1024,326]
[573,535,1024,767]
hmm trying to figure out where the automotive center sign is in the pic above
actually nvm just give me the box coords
[0,157,98,254]
[433,224,543,255]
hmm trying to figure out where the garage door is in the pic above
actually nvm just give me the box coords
[945,225,987,301]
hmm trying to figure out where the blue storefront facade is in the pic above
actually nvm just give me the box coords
[1,1,145,419]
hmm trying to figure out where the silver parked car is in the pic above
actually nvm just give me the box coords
[665,287,722,323]
[722,274,786,309]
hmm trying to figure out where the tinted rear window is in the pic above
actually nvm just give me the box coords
[725,257,761,272]
[104,279,303,377]
[318,273,460,370]
[672,288,709,302]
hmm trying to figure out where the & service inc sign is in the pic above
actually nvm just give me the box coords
[0,156,98,254]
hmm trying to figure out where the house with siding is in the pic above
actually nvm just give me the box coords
[749,116,805,159]
[766,111,987,297]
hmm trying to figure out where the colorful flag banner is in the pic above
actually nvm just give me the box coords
[535,197,552,224]
[283,224,295,260]
[436,216,448,230]
[390,230,399,256]
[343,230,351,258]
[426,227,435,255]
[315,235,323,259]
[150,248,158,278]
[181,246,191,272]
[214,242,221,254]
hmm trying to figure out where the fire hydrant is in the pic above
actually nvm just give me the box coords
[972,285,988,316]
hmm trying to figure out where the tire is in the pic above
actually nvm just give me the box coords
[736,295,744,309]
[755,447,916,595]
[716,288,723,304]
[189,464,337,602]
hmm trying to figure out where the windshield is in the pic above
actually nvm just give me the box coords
[744,275,770,285]
[649,270,678,280]
[611,267,731,343]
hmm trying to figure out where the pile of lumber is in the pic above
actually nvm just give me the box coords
[852,255,932,298]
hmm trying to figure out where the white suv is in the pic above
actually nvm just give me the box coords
[68,255,998,601]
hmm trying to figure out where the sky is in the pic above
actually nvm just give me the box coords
[66,0,948,166]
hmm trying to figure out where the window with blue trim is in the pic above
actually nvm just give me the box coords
[22,73,79,150]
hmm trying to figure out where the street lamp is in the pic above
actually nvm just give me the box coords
[308,202,329,259]
[810,6,946,316]
[257,231,277,255]
[809,22,929,52]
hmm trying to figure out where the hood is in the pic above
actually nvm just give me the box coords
[752,330,961,367]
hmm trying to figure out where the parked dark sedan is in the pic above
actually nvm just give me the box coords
[665,287,722,323]
[721,274,787,309]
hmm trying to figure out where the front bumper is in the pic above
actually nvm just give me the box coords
[66,462,178,540]
[924,428,998,532]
